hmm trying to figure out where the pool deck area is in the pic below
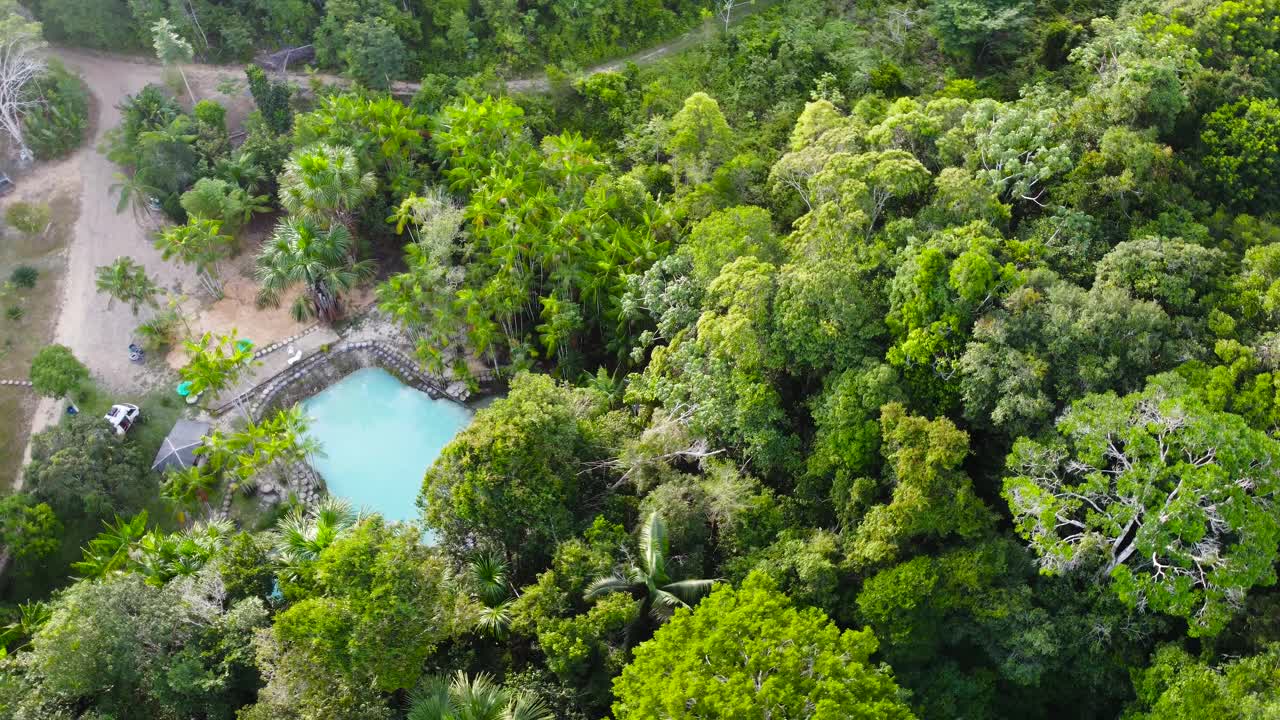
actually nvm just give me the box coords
[205,308,486,419]
[210,324,341,414]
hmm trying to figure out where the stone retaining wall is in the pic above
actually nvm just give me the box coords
[252,341,465,419]
[253,324,321,360]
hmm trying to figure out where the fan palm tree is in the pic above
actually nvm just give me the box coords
[468,551,515,638]
[408,671,553,720]
[585,512,716,625]
[256,217,375,323]
[273,497,358,580]
[278,143,376,230]
[95,257,160,315]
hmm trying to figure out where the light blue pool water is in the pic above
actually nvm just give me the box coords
[301,367,473,523]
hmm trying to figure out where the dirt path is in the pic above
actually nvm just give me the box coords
[506,0,781,93]
[24,52,195,454]
[50,0,777,99]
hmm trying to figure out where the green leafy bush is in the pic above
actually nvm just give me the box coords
[23,62,90,161]
[6,202,50,236]
[10,266,38,289]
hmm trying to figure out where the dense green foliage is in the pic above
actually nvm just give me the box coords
[16,0,1280,717]
[27,0,712,78]
[22,61,89,161]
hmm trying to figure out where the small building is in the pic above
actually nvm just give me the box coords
[151,419,211,473]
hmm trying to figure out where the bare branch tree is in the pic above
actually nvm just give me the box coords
[0,4,47,165]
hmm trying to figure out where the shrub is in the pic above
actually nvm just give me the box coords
[193,99,227,134]
[135,311,179,352]
[6,306,23,321]
[6,202,50,236]
[869,61,905,95]
[10,266,38,289]
[23,62,90,161]
[29,344,88,399]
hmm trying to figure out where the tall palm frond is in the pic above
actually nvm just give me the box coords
[256,218,375,323]
[273,497,358,579]
[408,671,552,720]
[583,511,717,630]
[475,601,513,639]
[469,550,510,606]
[72,512,148,579]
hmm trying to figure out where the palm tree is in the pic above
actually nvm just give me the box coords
[72,512,149,579]
[179,330,258,417]
[95,257,160,314]
[585,512,716,626]
[468,551,514,638]
[214,150,269,194]
[256,217,375,323]
[0,601,51,653]
[408,671,553,720]
[137,113,197,150]
[155,216,234,297]
[162,464,220,523]
[278,143,376,230]
[273,497,358,581]
[135,519,232,585]
[110,170,160,220]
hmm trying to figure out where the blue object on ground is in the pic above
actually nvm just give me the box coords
[177,381,193,397]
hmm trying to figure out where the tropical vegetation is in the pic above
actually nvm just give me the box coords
[10,0,1280,718]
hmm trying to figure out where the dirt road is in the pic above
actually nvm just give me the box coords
[25,52,202,447]
[506,0,781,93]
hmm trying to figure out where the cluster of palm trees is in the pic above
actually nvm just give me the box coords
[408,671,553,720]
[199,406,321,495]
[257,144,378,323]
[71,511,234,585]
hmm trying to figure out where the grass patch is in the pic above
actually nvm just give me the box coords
[0,192,76,488]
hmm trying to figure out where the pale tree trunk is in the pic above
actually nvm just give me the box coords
[181,0,210,56]
[0,30,45,166]
[178,65,197,103]
[719,0,738,32]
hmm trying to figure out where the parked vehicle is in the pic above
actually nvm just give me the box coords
[104,403,142,436]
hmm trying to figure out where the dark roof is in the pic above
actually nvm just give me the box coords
[151,419,211,472]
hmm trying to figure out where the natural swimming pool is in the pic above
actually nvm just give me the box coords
[301,367,473,523]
